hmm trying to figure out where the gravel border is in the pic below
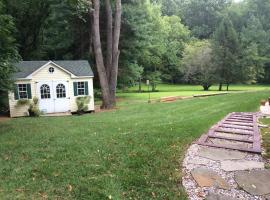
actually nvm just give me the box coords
[182,144,266,200]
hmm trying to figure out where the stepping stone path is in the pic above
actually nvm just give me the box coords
[235,170,270,196]
[191,168,230,189]
[182,112,270,200]
[196,112,261,153]
[198,146,246,161]
[221,160,264,172]
[206,192,238,200]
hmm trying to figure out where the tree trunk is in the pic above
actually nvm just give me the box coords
[91,0,121,109]
[203,84,210,91]
[226,83,229,91]
[109,0,122,105]
[138,78,142,92]
[105,0,112,79]
[91,0,112,109]
[151,84,156,92]
[219,83,222,91]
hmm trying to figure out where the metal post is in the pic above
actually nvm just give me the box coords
[146,80,150,103]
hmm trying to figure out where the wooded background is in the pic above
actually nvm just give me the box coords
[1,0,270,103]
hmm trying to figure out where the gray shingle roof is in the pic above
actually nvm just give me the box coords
[14,60,94,79]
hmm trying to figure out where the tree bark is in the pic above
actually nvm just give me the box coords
[138,77,142,92]
[91,0,112,109]
[91,0,121,109]
[105,0,113,79]
[203,84,210,91]
[226,83,229,91]
[219,83,222,91]
[109,0,122,105]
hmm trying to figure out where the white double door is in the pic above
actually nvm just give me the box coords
[37,80,70,114]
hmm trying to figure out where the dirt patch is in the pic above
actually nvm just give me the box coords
[94,105,118,113]
[0,116,10,123]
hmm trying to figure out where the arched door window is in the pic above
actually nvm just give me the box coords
[56,84,66,98]
[40,84,51,99]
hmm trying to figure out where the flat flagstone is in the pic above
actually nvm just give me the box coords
[187,158,209,165]
[191,168,230,189]
[198,146,246,161]
[235,170,270,196]
[206,192,238,200]
[214,132,250,140]
[221,160,264,172]
[208,138,252,149]
[264,194,270,200]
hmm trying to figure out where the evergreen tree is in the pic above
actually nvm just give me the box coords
[212,16,240,91]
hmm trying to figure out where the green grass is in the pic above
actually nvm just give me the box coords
[0,90,270,199]
[259,118,270,160]
[117,84,270,102]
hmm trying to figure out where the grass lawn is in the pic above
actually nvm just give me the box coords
[0,90,270,199]
[117,84,270,102]
[259,118,270,160]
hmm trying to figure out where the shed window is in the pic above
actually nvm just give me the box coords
[49,67,54,73]
[40,84,51,99]
[56,84,66,98]
[18,84,28,99]
[77,82,86,95]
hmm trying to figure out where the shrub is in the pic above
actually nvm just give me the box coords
[0,91,9,114]
[76,96,91,114]
[16,99,30,107]
[94,89,101,100]
[261,99,267,106]
[28,97,41,117]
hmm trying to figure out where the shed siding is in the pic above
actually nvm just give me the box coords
[9,63,94,117]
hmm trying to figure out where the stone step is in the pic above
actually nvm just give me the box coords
[221,160,264,172]
[220,124,254,131]
[208,133,253,143]
[215,128,253,135]
[224,120,253,125]
[223,121,253,127]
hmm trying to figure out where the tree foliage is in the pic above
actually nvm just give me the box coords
[2,0,270,100]
[212,16,241,91]
[180,0,230,39]
[182,40,215,90]
[0,2,20,92]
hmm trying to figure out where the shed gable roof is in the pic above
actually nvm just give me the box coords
[14,60,94,79]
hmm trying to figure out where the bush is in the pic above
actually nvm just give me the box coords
[0,91,9,114]
[16,99,30,107]
[76,96,91,114]
[94,89,101,100]
[28,97,41,117]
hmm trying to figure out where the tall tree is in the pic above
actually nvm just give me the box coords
[212,16,240,91]
[180,0,230,39]
[182,40,216,91]
[91,0,121,109]
[0,1,20,110]
[3,0,50,59]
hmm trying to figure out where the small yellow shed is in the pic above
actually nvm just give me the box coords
[9,60,95,117]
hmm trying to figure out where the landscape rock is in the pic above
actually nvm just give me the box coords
[198,147,246,161]
[221,160,264,171]
[187,158,209,165]
[208,138,251,149]
[235,170,270,195]
[206,192,239,200]
[191,168,230,189]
